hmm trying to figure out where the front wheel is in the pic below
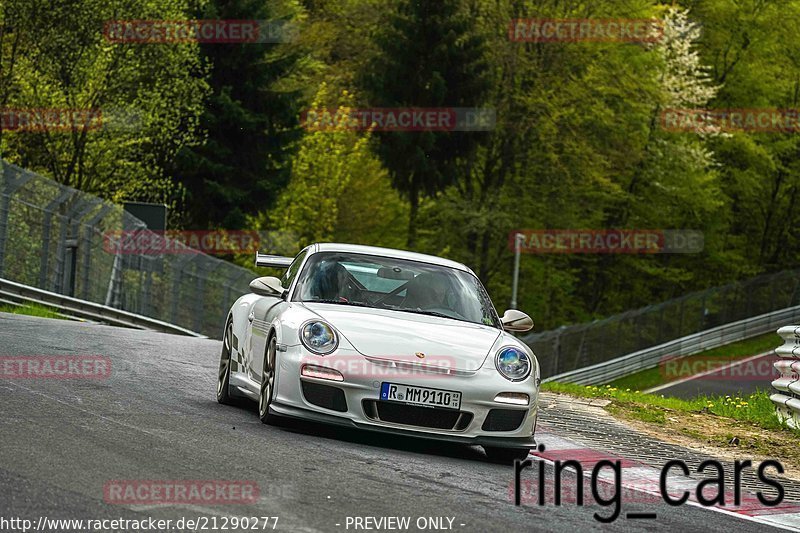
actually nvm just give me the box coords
[483,446,531,464]
[258,335,278,424]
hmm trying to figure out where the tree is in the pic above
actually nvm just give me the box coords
[686,0,800,272]
[586,5,727,314]
[0,0,209,214]
[421,0,658,325]
[252,85,407,251]
[361,0,490,247]
[172,0,307,229]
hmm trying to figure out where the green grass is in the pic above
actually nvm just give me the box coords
[608,332,780,391]
[0,302,63,319]
[620,404,666,424]
[541,381,784,430]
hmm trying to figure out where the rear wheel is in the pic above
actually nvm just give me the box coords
[216,320,235,405]
[258,335,278,424]
[483,446,531,464]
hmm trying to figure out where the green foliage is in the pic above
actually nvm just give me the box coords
[0,302,63,319]
[0,0,209,219]
[172,0,308,229]
[361,0,490,246]
[4,0,800,335]
[255,85,408,249]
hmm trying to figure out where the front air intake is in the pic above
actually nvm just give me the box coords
[301,381,348,412]
[482,409,526,432]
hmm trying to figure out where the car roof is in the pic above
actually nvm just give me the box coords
[311,243,472,273]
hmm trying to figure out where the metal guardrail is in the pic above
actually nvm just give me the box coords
[545,304,800,385]
[0,277,206,337]
[0,160,257,338]
[525,269,800,379]
[771,325,800,428]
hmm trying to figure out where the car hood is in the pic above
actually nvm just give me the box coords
[300,303,501,371]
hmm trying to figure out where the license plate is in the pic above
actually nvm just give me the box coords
[380,382,461,410]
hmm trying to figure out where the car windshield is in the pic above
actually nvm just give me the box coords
[294,251,500,328]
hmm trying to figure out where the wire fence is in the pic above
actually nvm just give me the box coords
[524,268,800,379]
[0,160,257,338]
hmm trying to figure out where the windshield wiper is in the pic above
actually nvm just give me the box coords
[308,299,370,307]
[396,309,460,321]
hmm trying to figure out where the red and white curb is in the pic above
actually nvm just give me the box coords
[513,429,800,531]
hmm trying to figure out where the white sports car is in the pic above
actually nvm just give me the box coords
[217,243,539,462]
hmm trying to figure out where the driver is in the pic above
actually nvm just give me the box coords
[310,261,352,301]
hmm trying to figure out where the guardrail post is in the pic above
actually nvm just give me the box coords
[104,245,123,308]
[63,198,100,297]
[39,188,75,289]
[53,219,68,293]
[63,238,78,297]
[81,205,111,301]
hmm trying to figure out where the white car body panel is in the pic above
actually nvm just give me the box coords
[303,302,500,371]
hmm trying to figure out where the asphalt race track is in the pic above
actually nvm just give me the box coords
[0,313,789,532]
[652,352,780,400]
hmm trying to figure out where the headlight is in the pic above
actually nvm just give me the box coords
[301,321,338,355]
[495,347,531,382]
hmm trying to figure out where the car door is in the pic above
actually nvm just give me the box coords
[249,248,309,381]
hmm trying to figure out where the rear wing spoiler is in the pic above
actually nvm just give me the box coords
[255,252,293,269]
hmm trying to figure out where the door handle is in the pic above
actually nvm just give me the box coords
[248,312,255,322]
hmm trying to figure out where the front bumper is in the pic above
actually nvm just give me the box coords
[272,345,539,449]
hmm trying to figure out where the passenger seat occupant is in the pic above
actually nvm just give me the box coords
[311,261,351,301]
[402,272,451,310]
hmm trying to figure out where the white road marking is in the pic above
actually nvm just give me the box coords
[644,351,774,394]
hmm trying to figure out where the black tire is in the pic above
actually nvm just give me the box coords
[216,319,235,405]
[483,446,531,464]
[258,334,278,424]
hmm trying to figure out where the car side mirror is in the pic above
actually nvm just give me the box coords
[500,309,533,332]
[249,276,285,297]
